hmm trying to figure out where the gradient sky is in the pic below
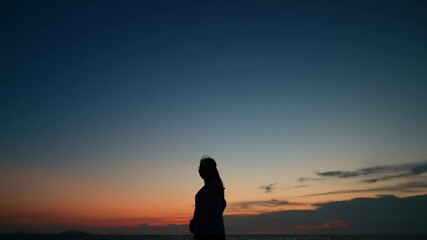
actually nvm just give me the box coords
[1,0,427,234]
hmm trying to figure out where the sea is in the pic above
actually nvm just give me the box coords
[1,235,426,240]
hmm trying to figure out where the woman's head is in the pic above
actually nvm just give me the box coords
[199,155,224,189]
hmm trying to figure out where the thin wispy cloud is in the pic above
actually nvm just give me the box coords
[295,181,427,198]
[299,161,427,184]
[317,161,427,180]
[362,173,409,183]
[288,185,309,189]
[260,183,276,193]
[297,177,326,182]
[231,199,303,210]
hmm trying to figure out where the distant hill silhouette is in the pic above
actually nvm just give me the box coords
[60,230,91,235]
[13,232,45,235]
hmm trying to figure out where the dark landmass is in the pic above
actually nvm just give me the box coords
[13,232,47,235]
[60,230,91,235]
[0,231,91,236]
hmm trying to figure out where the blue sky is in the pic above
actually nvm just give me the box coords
[2,0,426,166]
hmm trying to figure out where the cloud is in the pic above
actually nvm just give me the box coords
[224,193,427,234]
[296,181,427,198]
[259,183,276,193]
[297,177,325,182]
[298,161,427,184]
[231,199,303,210]
[288,185,309,189]
[362,173,409,183]
[315,161,427,183]
[412,162,427,174]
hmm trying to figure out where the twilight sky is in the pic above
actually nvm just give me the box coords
[1,0,427,234]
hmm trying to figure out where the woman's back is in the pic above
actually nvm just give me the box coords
[193,180,226,234]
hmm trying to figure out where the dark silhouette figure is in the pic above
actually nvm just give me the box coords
[190,155,226,240]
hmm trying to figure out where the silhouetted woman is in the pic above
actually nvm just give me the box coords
[190,155,226,240]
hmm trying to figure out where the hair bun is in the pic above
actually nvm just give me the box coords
[201,155,217,167]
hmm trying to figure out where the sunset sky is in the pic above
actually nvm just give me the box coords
[1,0,427,234]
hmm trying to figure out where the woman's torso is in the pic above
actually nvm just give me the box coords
[193,181,226,235]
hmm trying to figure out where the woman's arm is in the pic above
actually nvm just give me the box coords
[191,186,223,229]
